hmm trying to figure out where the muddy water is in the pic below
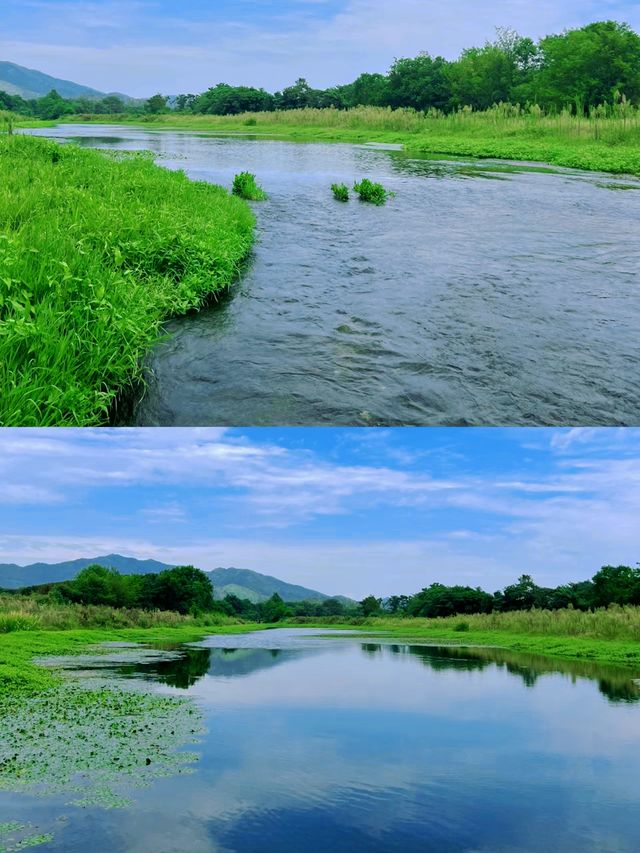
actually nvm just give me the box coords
[28,125,640,425]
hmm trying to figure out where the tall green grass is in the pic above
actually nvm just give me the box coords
[99,103,640,176]
[0,594,237,631]
[294,605,640,642]
[0,135,255,425]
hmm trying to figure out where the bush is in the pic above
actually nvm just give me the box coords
[454,621,471,632]
[352,178,393,205]
[232,171,268,200]
[331,183,350,201]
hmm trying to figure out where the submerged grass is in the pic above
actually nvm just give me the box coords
[95,105,640,177]
[331,182,350,201]
[0,135,255,426]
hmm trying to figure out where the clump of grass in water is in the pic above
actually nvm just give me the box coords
[331,183,350,202]
[353,178,393,205]
[232,171,268,200]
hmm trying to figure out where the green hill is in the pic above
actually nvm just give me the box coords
[0,61,129,100]
[0,555,353,603]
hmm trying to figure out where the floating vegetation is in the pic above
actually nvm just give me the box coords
[352,178,394,205]
[0,824,53,852]
[331,183,350,202]
[232,171,268,200]
[0,677,204,808]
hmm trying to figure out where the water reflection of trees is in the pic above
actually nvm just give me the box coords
[361,643,640,704]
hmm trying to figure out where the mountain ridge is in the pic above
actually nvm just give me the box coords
[0,60,131,100]
[0,554,352,603]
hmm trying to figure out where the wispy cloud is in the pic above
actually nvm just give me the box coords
[2,0,639,95]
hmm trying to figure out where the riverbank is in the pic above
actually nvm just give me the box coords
[62,105,640,177]
[0,134,255,426]
[284,608,640,668]
[3,608,640,697]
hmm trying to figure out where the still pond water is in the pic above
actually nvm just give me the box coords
[28,124,640,426]
[2,629,640,852]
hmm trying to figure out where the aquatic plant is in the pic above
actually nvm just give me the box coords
[0,135,255,426]
[331,183,350,201]
[232,171,268,200]
[352,178,393,205]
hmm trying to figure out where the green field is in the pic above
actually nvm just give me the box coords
[63,104,640,177]
[0,135,255,426]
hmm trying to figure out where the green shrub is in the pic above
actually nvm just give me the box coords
[454,621,471,632]
[331,182,350,201]
[232,171,268,200]
[353,178,393,205]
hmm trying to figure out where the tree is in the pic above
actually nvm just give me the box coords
[532,21,640,110]
[34,89,73,120]
[100,95,126,114]
[360,595,383,617]
[386,54,451,111]
[67,564,128,607]
[407,584,493,617]
[320,597,345,616]
[144,93,168,114]
[385,595,411,615]
[500,574,539,611]
[154,565,214,614]
[592,565,640,607]
[193,84,275,115]
[261,593,289,623]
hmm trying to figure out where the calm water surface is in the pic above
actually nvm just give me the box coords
[3,628,640,852]
[27,124,640,426]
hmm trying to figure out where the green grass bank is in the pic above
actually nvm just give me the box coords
[285,606,640,668]
[66,104,640,177]
[0,135,255,426]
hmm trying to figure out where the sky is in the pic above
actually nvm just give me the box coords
[0,427,638,598]
[1,1,639,97]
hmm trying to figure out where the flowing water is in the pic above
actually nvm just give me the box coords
[28,124,640,426]
[2,629,640,852]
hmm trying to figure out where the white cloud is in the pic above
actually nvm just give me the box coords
[2,1,639,95]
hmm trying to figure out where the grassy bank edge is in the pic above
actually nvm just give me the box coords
[3,619,640,696]
[49,115,640,178]
[280,620,640,670]
[0,623,263,693]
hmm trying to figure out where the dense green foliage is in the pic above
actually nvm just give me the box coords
[331,182,349,201]
[0,135,254,425]
[366,566,640,619]
[352,178,392,205]
[232,171,268,200]
[4,21,639,122]
[58,564,215,614]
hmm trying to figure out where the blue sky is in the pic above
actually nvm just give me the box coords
[1,1,639,96]
[1,427,638,598]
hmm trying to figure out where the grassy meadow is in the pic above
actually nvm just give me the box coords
[0,134,255,426]
[71,103,640,177]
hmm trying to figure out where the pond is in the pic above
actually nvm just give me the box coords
[26,124,640,426]
[2,628,640,852]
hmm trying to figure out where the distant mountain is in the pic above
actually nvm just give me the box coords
[0,61,131,101]
[0,554,351,603]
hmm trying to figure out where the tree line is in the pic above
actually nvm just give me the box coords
[6,562,639,623]
[2,21,639,121]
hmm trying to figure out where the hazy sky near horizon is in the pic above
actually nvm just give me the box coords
[1,1,639,97]
[1,428,638,598]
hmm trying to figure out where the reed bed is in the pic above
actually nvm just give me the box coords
[0,595,235,632]
[293,605,640,643]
